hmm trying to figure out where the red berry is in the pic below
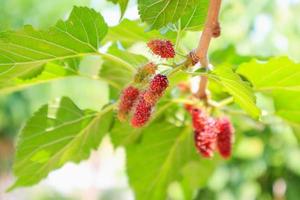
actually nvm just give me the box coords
[147,39,175,59]
[149,74,168,94]
[143,91,160,106]
[216,117,234,159]
[118,86,140,121]
[131,94,152,128]
[194,117,218,158]
[143,74,168,106]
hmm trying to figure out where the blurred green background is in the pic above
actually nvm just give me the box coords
[0,0,300,199]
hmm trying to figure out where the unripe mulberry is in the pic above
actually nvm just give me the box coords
[216,117,234,159]
[131,94,152,128]
[147,39,175,59]
[194,117,218,158]
[118,86,140,121]
[134,62,157,83]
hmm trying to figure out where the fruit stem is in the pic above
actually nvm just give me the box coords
[194,0,222,100]
[208,97,234,108]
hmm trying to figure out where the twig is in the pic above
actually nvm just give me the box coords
[194,0,222,99]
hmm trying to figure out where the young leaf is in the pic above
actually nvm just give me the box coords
[8,97,114,191]
[138,0,205,30]
[237,57,300,125]
[124,122,196,200]
[212,65,261,118]
[107,0,129,19]
[0,6,107,81]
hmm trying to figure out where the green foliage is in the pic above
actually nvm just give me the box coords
[8,97,114,191]
[99,45,148,89]
[0,62,75,94]
[180,0,209,31]
[104,19,161,47]
[2,1,300,200]
[237,57,300,125]
[0,6,107,81]
[212,65,261,118]
[125,122,195,200]
[138,0,207,30]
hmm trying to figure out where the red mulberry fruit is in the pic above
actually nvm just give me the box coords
[131,94,152,128]
[216,117,234,159]
[144,74,169,106]
[149,74,168,94]
[118,86,140,121]
[143,91,160,106]
[191,108,207,131]
[147,39,175,59]
[194,117,218,158]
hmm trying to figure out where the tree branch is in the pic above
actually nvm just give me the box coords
[194,0,222,99]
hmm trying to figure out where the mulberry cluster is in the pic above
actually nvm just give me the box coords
[131,74,169,127]
[118,40,173,127]
[118,72,169,127]
[147,39,175,59]
[187,106,234,159]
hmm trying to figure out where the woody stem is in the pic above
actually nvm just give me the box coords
[195,0,222,99]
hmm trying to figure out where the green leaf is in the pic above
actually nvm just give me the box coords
[138,0,206,29]
[124,122,196,200]
[99,45,148,98]
[0,62,75,94]
[180,0,208,31]
[104,19,161,47]
[8,97,114,191]
[237,57,300,92]
[237,57,300,125]
[180,160,218,200]
[108,0,129,18]
[212,65,261,118]
[0,6,107,80]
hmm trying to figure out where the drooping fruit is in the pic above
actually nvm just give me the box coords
[194,116,218,158]
[216,117,234,159]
